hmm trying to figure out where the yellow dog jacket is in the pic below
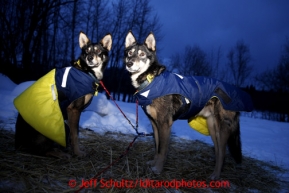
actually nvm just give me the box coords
[14,69,66,146]
[14,67,97,147]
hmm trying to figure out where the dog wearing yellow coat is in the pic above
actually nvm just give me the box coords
[14,32,112,158]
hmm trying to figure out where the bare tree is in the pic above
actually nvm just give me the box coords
[70,0,77,62]
[167,53,181,72]
[256,37,289,92]
[0,0,75,80]
[170,45,212,77]
[209,46,223,79]
[103,0,162,101]
[226,40,252,87]
[81,0,111,42]
[0,0,161,100]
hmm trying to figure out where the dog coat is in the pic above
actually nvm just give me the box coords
[14,67,97,147]
[134,71,254,135]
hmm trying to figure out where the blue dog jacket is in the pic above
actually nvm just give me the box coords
[55,67,97,119]
[134,71,253,134]
[14,67,97,147]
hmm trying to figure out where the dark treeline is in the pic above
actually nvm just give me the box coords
[243,87,289,122]
[0,0,161,101]
[0,0,288,122]
[245,38,289,122]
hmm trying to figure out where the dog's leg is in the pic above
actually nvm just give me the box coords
[152,118,172,174]
[206,115,219,175]
[66,96,90,157]
[146,105,159,166]
[206,112,226,180]
[199,98,231,179]
[204,99,236,179]
[210,120,230,180]
[227,113,242,164]
[147,120,159,166]
[67,106,85,157]
[145,102,173,174]
[214,100,240,179]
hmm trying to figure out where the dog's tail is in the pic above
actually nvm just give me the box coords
[227,113,242,164]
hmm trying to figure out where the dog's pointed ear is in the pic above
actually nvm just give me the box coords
[100,33,112,51]
[79,31,90,48]
[145,32,156,51]
[125,31,136,48]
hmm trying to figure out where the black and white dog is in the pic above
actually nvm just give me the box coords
[124,31,253,179]
[15,32,112,159]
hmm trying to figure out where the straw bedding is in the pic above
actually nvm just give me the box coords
[0,127,287,193]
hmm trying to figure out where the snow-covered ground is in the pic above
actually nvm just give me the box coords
[1,73,289,179]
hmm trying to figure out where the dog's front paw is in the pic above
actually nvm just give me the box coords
[60,153,72,160]
[74,150,86,157]
[46,151,72,160]
[150,166,162,174]
[209,172,220,180]
[146,160,156,166]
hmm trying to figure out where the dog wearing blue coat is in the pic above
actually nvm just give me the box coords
[124,31,253,179]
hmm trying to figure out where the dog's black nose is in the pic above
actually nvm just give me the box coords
[88,55,93,61]
[126,62,133,68]
[126,58,135,67]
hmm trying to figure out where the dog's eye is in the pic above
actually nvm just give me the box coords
[86,47,91,53]
[92,46,101,54]
[128,50,133,56]
[139,52,145,57]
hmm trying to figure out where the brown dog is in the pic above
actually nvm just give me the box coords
[124,31,253,179]
[14,32,112,158]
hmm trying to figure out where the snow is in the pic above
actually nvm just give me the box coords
[1,73,289,178]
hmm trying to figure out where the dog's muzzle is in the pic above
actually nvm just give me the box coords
[87,55,94,62]
[126,62,133,68]
[126,58,135,68]
[87,55,100,67]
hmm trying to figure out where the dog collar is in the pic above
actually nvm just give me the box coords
[136,74,154,92]
[75,59,99,83]
[87,72,100,96]
[76,59,81,67]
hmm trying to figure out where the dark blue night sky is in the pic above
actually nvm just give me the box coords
[150,0,289,75]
